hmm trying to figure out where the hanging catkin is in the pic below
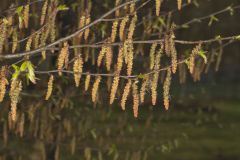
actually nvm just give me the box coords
[177,0,182,10]
[149,43,158,70]
[119,16,129,41]
[57,42,69,75]
[121,80,132,110]
[140,76,149,104]
[97,46,107,67]
[85,74,91,91]
[163,68,172,110]
[109,76,120,104]
[9,80,22,122]
[132,81,139,118]
[92,76,101,103]
[115,0,121,17]
[155,0,161,16]
[23,3,30,28]
[111,20,119,42]
[0,21,7,54]
[0,66,8,102]
[84,15,91,41]
[73,54,83,87]
[125,39,134,76]
[40,0,48,25]
[127,14,137,39]
[12,29,18,53]
[45,75,54,100]
[116,46,124,74]
[105,46,113,71]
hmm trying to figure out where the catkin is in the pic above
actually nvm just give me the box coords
[127,14,137,39]
[79,15,86,39]
[91,76,101,103]
[25,37,32,51]
[9,80,22,122]
[177,0,182,10]
[23,4,30,28]
[115,0,121,17]
[140,76,148,103]
[85,74,91,91]
[132,81,139,118]
[0,21,7,54]
[121,80,132,110]
[155,0,161,16]
[119,16,129,41]
[189,44,201,74]
[150,43,158,70]
[187,0,191,3]
[73,54,83,87]
[116,46,124,74]
[0,66,8,102]
[57,42,69,75]
[84,15,91,41]
[124,39,134,76]
[109,76,120,104]
[97,46,107,67]
[111,21,119,42]
[105,47,113,71]
[45,75,54,100]
[163,68,171,110]
[12,29,18,53]
[40,0,48,25]
[151,72,159,106]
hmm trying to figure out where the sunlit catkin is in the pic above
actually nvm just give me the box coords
[40,0,48,25]
[125,39,134,76]
[57,42,69,76]
[109,76,120,104]
[9,80,22,122]
[85,74,91,91]
[140,76,148,104]
[0,21,7,54]
[177,0,182,10]
[0,66,8,102]
[121,80,132,110]
[127,14,137,39]
[155,0,161,16]
[150,43,158,70]
[116,46,124,74]
[45,75,54,100]
[132,81,139,118]
[151,72,159,106]
[111,21,119,42]
[119,16,129,41]
[163,69,172,110]
[97,46,107,67]
[84,15,91,41]
[23,4,30,28]
[92,76,101,103]
[73,54,83,87]
[105,47,113,71]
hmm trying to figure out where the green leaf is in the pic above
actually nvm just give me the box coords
[12,71,20,80]
[16,6,23,14]
[138,73,146,79]
[208,15,219,26]
[57,4,69,11]
[20,61,28,72]
[235,35,240,40]
[198,50,207,64]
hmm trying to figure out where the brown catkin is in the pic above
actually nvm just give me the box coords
[116,46,124,74]
[84,15,91,41]
[111,20,119,43]
[57,42,69,75]
[0,66,8,102]
[45,75,54,100]
[25,37,32,51]
[121,80,132,110]
[9,80,22,122]
[130,3,135,14]
[155,0,161,16]
[85,74,91,91]
[151,72,159,106]
[23,4,30,28]
[177,0,182,10]
[127,14,137,39]
[91,76,101,103]
[79,15,86,39]
[115,0,121,17]
[149,43,158,70]
[119,16,129,41]
[73,54,83,87]
[125,39,134,76]
[132,81,139,118]
[97,46,107,67]
[105,47,113,71]
[0,21,7,54]
[40,0,48,25]
[109,76,120,104]
[140,76,148,104]
[163,68,172,110]
[189,44,201,74]
[12,29,18,53]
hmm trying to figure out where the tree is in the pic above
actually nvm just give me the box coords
[0,0,239,159]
